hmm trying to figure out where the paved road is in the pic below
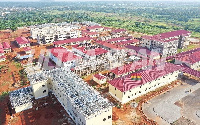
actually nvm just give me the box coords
[143,79,200,125]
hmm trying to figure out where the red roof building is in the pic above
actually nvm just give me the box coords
[54,37,93,46]
[110,59,155,77]
[96,41,124,50]
[2,42,11,49]
[93,74,106,80]
[50,47,81,63]
[16,37,30,48]
[87,25,103,30]
[108,63,181,92]
[0,43,3,49]
[0,49,4,54]
[112,29,127,34]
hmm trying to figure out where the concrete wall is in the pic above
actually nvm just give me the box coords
[31,80,48,99]
[15,102,32,113]
[86,107,112,125]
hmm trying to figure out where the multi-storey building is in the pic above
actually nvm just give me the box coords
[26,68,112,125]
[108,63,182,104]
[30,23,82,45]
[141,30,191,57]
[54,37,93,47]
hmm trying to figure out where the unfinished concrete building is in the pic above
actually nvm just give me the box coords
[25,68,113,125]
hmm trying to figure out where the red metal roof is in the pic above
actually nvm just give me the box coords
[175,50,200,64]
[93,74,106,80]
[108,63,181,92]
[50,47,81,62]
[0,43,3,49]
[115,39,139,46]
[106,37,132,43]
[16,37,30,44]
[111,59,154,76]
[87,25,103,30]
[24,47,31,52]
[0,55,6,59]
[142,30,191,43]
[2,42,11,49]
[54,37,93,45]
[112,29,127,33]
[0,49,4,53]
[83,48,108,56]
[125,45,159,56]
[96,41,125,50]
[158,30,191,39]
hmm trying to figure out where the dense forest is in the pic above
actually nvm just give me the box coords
[0,1,200,37]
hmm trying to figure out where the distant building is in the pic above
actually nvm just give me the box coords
[141,30,191,57]
[111,29,128,38]
[87,25,104,32]
[30,23,82,45]
[54,37,93,47]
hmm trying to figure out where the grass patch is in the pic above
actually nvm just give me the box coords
[177,44,198,53]
[14,61,22,69]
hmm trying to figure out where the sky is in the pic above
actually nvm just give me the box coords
[0,0,200,2]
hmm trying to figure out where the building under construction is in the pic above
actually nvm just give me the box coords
[10,67,112,125]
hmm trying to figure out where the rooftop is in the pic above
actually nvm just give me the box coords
[142,30,191,42]
[96,40,124,50]
[175,49,200,64]
[0,49,4,54]
[24,47,31,52]
[112,29,127,33]
[0,43,3,49]
[2,42,11,49]
[110,59,154,76]
[50,47,81,62]
[125,45,159,56]
[16,37,30,45]
[108,63,181,92]
[82,48,108,56]
[93,74,106,80]
[87,25,103,30]
[9,86,33,108]
[106,36,132,43]
[115,39,139,46]
[54,37,93,45]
